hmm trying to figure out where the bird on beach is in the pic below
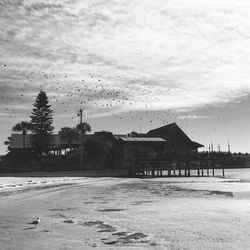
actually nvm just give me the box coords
[28,217,40,225]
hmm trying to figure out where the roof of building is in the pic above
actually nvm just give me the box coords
[127,132,148,137]
[147,123,185,140]
[147,123,204,148]
[113,134,128,140]
[119,137,166,142]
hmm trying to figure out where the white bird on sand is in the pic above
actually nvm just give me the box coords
[29,217,40,225]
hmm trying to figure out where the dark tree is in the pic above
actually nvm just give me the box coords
[76,122,91,170]
[58,127,78,152]
[4,136,12,152]
[76,122,91,135]
[30,90,54,156]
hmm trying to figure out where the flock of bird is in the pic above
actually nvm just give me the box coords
[0,63,231,140]
[0,63,172,123]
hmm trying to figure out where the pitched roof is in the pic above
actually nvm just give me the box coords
[147,123,185,140]
[147,123,203,148]
[190,141,204,148]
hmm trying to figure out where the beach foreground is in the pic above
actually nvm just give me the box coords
[1,169,250,250]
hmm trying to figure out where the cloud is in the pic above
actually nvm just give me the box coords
[0,0,250,121]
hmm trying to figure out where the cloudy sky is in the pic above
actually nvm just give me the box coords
[1,0,250,154]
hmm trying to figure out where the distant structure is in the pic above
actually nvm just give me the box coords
[228,140,231,153]
[9,122,203,154]
[77,108,83,124]
[4,123,244,176]
[7,123,205,174]
[211,141,214,152]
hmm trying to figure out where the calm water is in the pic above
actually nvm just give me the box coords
[224,168,250,180]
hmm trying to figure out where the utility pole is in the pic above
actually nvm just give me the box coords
[228,140,231,153]
[77,108,84,171]
[77,108,83,125]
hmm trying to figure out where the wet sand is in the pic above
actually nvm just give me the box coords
[1,173,250,249]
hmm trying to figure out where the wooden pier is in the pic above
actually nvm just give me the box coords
[128,153,227,178]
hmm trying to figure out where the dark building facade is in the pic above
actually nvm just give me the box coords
[7,123,203,172]
[113,137,167,169]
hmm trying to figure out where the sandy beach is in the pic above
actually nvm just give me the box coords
[1,169,250,250]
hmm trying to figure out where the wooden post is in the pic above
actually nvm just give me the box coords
[80,146,84,171]
[201,165,204,176]
[184,162,187,176]
[147,165,150,176]
[168,162,171,176]
[160,167,163,177]
[178,162,181,177]
[187,161,190,177]
[212,158,215,176]
[222,168,225,178]
[197,161,200,176]
[207,167,209,176]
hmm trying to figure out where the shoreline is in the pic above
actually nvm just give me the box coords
[1,169,250,249]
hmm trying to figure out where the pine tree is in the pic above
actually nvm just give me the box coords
[30,90,54,156]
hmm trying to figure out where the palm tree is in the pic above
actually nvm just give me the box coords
[12,121,33,149]
[76,122,91,171]
[76,122,91,135]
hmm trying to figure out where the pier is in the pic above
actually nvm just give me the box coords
[128,152,228,178]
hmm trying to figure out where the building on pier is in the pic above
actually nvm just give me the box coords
[7,123,204,173]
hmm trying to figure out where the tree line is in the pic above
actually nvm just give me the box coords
[4,90,91,157]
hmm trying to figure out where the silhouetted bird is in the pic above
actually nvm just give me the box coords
[28,217,40,225]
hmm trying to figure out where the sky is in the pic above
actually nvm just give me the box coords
[0,0,250,154]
